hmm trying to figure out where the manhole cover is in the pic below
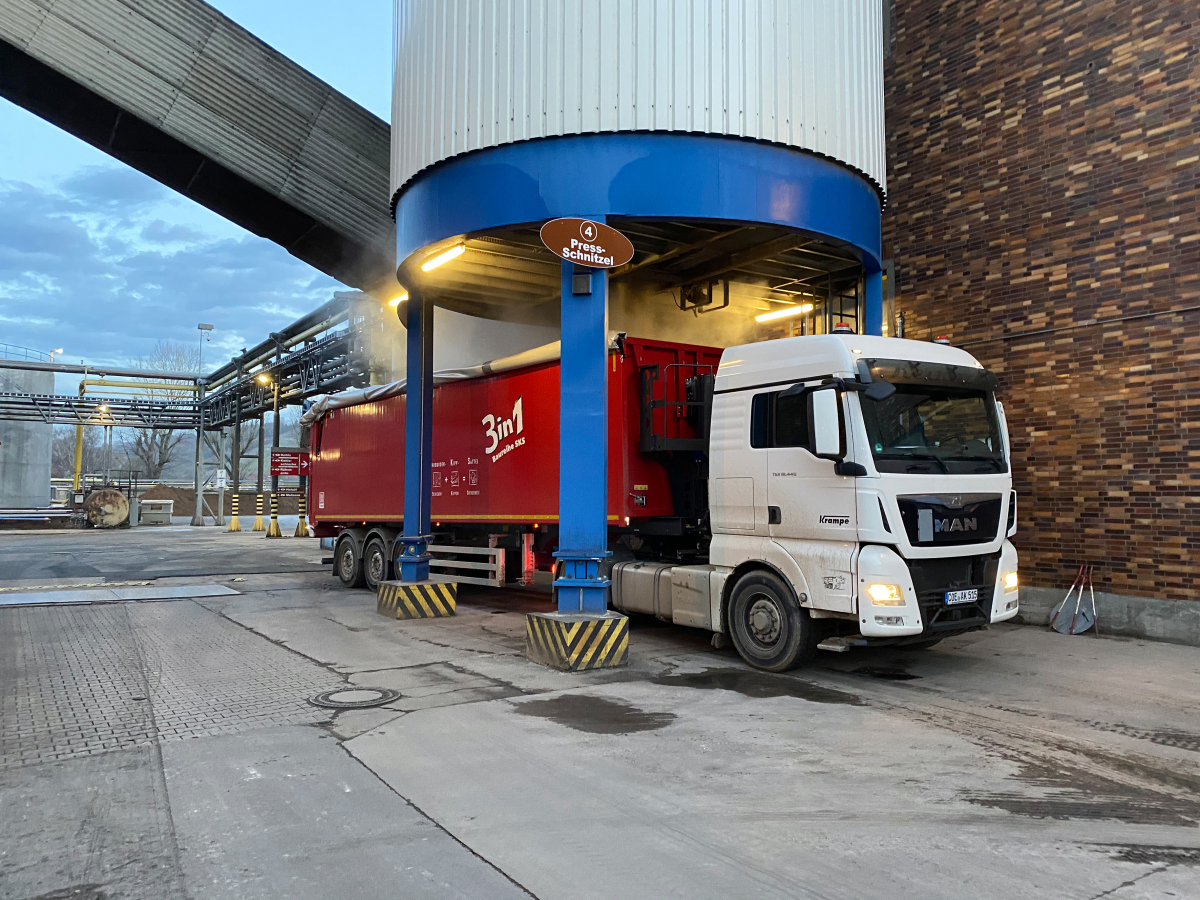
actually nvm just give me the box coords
[309,687,401,709]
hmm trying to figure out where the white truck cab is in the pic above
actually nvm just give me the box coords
[611,334,1019,671]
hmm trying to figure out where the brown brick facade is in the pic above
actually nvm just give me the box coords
[882,1,1199,599]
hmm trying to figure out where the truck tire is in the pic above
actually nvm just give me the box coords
[335,535,366,589]
[363,538,389,591]
[727,570,817,672]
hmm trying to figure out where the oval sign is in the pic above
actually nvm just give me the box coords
[539,218,635,269]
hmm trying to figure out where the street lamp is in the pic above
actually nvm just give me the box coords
[198,323,214,371]
[50,348,63,362]
[256,373,271,385]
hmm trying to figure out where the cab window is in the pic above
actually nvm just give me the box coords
[750,391,811,448]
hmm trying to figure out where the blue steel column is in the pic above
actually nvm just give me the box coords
[864,269,884,337]
[398,288,434,581]
[553,253,611,613]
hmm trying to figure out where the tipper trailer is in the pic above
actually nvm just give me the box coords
[307,333,1019,671]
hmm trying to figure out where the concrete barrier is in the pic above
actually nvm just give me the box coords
[1016,586,1200,648]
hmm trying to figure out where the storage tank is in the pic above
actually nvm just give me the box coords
[0,352,53,508]
[391,0,887,341]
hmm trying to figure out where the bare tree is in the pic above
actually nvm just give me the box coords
[117,341,200,480]
[51,426,103,478]
[202,419,260,483]
[279,408,302,448]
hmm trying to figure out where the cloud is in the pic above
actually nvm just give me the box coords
[0,166,346,369]
[141,220,209,244]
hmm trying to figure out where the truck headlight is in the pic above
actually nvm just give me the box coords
[1003,571,1018,592]
[867,583,905,606]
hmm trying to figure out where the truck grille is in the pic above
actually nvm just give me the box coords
[907,551,999,635]
[897,494,1001,546]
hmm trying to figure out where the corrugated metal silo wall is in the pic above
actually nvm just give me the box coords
[0,369,52,508]
[392,0,886,197]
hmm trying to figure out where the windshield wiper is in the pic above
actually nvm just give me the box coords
[876,452,949,473]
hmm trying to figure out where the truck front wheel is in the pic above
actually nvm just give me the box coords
[727,570,817,672]
[335,535,366,589]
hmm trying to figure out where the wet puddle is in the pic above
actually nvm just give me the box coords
[514,694,676,734]
[963,755,1200,827]
[651,668,863,706]
[1101,844,1200,867]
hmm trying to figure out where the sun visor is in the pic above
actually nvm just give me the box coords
[864,358,1000,392]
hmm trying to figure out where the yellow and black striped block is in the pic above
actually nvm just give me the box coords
[525,611,629,671]
[377,580,458,619]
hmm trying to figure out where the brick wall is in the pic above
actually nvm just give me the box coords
[883,0,1199,599]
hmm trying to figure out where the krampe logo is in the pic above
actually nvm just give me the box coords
[819,514,851,526]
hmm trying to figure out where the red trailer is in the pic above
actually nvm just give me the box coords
[309,336,721,589]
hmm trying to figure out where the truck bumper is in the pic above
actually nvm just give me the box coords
[855,543,1017,643]
[991,540,1020,623]
[904,545,1004,640]
[857,545,925,638]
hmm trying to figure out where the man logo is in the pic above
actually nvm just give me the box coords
[918,506,980,541]
[936,518,978,533]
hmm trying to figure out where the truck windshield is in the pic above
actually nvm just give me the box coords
[860,385,1007,474]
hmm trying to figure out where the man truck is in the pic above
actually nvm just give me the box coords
[304,332,1019,671]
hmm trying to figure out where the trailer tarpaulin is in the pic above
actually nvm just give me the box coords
[300,341,561,425]
[300,334,625,426]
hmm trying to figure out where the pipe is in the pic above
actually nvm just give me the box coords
[205,294,351,388]
[0,358,198,380]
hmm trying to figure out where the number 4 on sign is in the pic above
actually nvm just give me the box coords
[482,397,524,455]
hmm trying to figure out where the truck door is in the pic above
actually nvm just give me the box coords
[759,388,857,612]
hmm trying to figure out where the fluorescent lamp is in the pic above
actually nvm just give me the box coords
[387,291,410,307]
[420,244,465,272]
[755,302,814,323]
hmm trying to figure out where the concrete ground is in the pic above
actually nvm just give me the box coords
[1,527,1198,900]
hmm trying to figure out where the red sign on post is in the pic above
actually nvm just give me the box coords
[539,218,634,268]
[270,448,310,477]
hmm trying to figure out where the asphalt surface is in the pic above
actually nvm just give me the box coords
[0,519,325,582]
[1,526,1198,900]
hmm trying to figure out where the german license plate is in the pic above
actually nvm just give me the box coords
[945,589,978,605]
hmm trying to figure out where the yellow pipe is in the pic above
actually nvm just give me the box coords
[72,423,83,491]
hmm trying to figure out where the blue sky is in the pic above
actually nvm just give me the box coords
[0,1,392,378]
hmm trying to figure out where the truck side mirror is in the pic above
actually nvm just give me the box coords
[810,389,842,459]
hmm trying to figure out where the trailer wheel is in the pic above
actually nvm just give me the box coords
[363,538,389,591]
[335,535,366,589]
[727,570,817,672]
